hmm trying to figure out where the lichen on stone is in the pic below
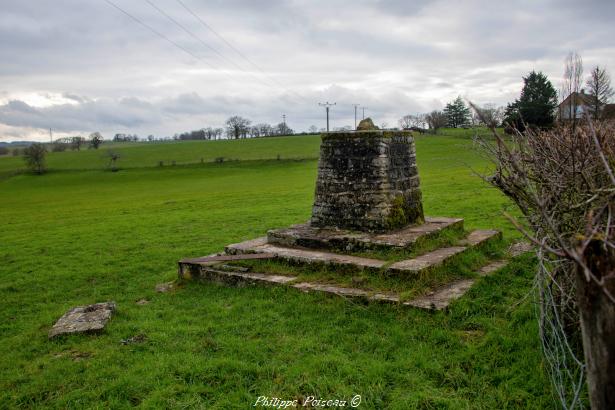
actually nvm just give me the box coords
[356,117,378,130]
[311,131,424,232]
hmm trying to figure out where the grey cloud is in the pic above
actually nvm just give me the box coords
[0,98,156,133]
[1,0,614,140]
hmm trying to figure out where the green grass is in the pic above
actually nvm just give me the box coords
[0,135,321,178]
[0,130,553,408]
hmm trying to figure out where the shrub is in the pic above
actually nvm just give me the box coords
[106,150,120,172]
[22,144,47,174]
[51,143,67,152]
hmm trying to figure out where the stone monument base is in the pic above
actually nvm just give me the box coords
[178,215,508,311]
[310,130,424,232]
[267,217,463,253]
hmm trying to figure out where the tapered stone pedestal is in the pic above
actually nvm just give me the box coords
[310,130,424,232]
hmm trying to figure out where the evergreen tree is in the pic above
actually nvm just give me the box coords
[443,96,471,128]
[504,71,557,131]
[502,101,521,131]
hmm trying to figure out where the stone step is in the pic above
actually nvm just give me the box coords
[387,230,501,275]
[403,279,476,310]
[225,237,268,255]
[178,253,277,280]
[194,266,298,287]
[226,238,386,270]
[226,229,501,274]
[184,252,511,311]
[267,216,464,252]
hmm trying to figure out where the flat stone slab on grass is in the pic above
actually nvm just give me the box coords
[155,282,175,293]
[267,216,464,252]
[49,302,116,339]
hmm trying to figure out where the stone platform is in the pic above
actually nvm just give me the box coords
[225,225,500,276]
[178,214,510,310]
[267,217,463,252]
[178,242,530,311]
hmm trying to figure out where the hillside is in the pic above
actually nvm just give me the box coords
[0,129,551,408]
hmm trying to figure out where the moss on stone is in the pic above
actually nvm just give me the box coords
[385,193,425,230]
[357,117,378,130]
[321,130,413,141]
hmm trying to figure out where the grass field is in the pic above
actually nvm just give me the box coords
[0,130,554,408]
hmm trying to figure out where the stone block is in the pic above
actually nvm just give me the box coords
[49,302,116,338]
[310,130,424,232]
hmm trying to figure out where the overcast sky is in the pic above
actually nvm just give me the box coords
[1,0,614,141]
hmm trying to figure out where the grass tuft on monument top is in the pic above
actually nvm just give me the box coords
[0,130,553,408]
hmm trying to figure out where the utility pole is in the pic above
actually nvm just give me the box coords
[352,104,360,130]
[318,102,336,132]
[49,128,53,144]
[361,106,368,120]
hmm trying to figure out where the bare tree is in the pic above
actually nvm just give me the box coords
[22,143,47,174]
[225,116,251,139]
[474,111,615,409]
[473,104,504,128]
[425,110,447,134]
[398,114,424,130]
[257,123,274,137]
[106,150,120,172]
[249,126,261,138]
[89,132,103,149]
[275,122,293,136]
[309,125,318,134]
[586,66,614,120]
[398,115,413,129]
[71,136,85,151]
[561,51,584,127]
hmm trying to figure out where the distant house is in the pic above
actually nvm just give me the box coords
[558,90,615,120]
[558,90,594,121]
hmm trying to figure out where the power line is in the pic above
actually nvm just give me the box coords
[175,0,310,104]
[144,0,247,73]
[102,0,310,107]
[104,0,285,98]
[144,0,300,97]
[176,0,285,88]
[102,0,217,70]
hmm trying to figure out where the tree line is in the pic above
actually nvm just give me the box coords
[397,99,504,134]
[397,58,612,134]
[176,116,294,141]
